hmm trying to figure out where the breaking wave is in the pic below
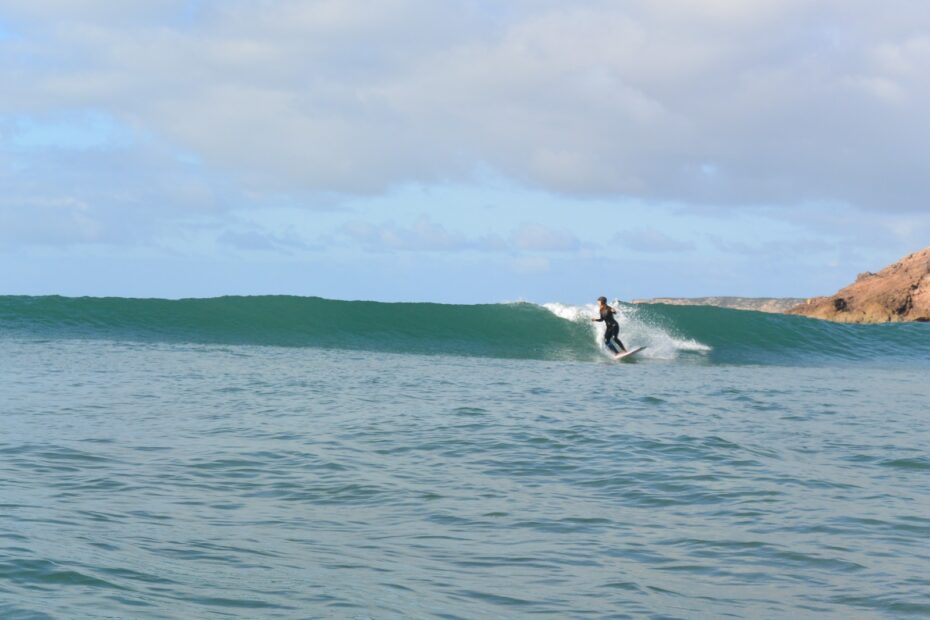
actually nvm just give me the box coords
[2,295,928,365]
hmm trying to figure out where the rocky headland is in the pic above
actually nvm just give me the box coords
[787,247,930,323]
[633,297,804,313]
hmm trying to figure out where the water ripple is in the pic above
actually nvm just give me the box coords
[1,341,928,618]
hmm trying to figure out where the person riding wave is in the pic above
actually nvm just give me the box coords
[592,296,627,356]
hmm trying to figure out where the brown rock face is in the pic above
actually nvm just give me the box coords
[787,247,930,323]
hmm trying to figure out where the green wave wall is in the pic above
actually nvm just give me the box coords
[0,295,593,361]
[630,303,930,364]
[2,295,929,364]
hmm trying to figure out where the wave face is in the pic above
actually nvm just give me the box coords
[2,295,929,364]
[628,303,930,364]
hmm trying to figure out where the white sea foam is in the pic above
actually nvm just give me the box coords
[542,301,711,360]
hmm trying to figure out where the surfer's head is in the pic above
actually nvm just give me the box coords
[597,296,607,306]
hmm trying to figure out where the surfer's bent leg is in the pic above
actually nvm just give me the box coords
[604,327,620,355]
[606,324,626,352]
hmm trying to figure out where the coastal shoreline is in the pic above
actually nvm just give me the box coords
[632,297,805,314]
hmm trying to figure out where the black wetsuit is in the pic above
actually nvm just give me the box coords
[596,306,626,354]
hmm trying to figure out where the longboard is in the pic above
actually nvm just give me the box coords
[615,346,646,361]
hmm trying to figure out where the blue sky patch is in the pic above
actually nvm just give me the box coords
[10,111,133,151]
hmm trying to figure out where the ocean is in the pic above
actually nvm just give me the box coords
[2,295,929,619]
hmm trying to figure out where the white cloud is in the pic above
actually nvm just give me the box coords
[0,133,234,247]
[1,0,929,211]
[339,216,582,254]
[0,196,102,246]
[510,255,550,274]
[511,223,581,252]
[614,228,696,253]
[341,217,471,252]
[216,228,317,253]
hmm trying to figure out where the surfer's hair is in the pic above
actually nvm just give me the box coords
[597,296,607,303]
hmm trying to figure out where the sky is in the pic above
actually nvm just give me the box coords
[1,0,929,303]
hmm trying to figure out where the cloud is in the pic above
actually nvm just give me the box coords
[762,204,930,251]
[339,216,582,254]
[0,122,235,247]
[707,235,825,257]
[614,228,696,254]
[511,223,581,252]
[510,255,550,274]
[0,196,103,247]
[216,228,318,253]
[1,0,929,211]
[341,217,471,252]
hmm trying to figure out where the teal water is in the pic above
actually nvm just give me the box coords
[2,297,930,618]
[4,294,930,364]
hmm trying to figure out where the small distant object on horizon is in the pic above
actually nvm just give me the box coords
[632,297,804,314]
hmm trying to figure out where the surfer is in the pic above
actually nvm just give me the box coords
[592,296,627,355]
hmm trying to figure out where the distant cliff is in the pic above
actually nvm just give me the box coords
[633,297,805,313]
[787,247,930,323]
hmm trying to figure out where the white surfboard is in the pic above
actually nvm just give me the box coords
[615,346,646,361]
